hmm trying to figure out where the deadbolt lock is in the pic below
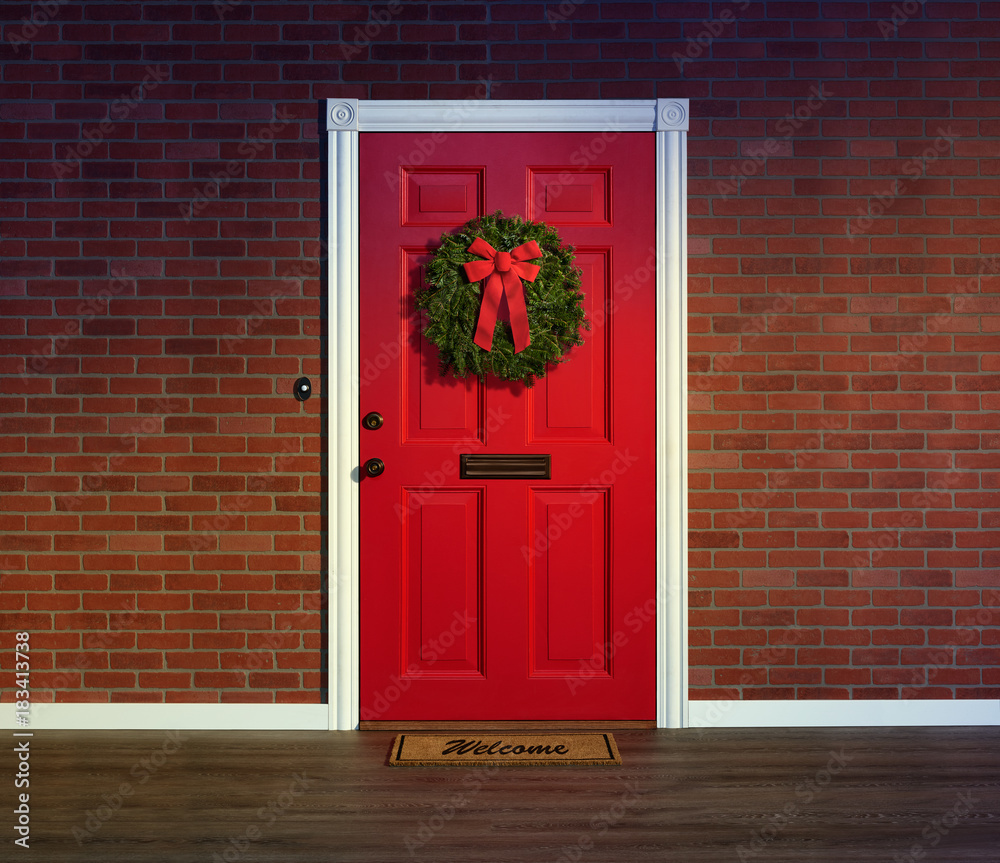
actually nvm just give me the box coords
[362,411,384,431]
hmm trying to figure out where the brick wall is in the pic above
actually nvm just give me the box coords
[1,0,998,704]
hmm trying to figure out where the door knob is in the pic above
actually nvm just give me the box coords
[364,458,385,477]
[362,411,384,430]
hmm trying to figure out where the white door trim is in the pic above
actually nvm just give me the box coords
[325,99,690,730]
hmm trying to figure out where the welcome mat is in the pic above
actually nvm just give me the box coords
[388,733,621,767]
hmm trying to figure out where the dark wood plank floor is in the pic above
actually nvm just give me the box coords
[8,726,1000,861]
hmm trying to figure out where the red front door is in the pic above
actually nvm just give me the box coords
[359,131,655,721]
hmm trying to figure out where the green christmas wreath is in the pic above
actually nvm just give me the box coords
[417,211,588,387]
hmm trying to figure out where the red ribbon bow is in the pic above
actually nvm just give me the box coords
[463,237,541,353]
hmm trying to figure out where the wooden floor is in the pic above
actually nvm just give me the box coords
[11,726,1000,861]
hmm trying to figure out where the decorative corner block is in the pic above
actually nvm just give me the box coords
[656,99,689,132]
[328,100,358,131]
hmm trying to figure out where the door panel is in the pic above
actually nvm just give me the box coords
[529,487,608,673]
[403,168,483,225]
[360,132,655,721]
[529,249,610,442]
[529,168,611,225]
[403,489,483,676]
[402,251,483,443]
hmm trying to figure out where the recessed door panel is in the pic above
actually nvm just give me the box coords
[403,168,483,226]
[402,250,483,444]
[529,249,611,443]
[528,488,610,677]
[529,168,611,225]
[403,489,483,677]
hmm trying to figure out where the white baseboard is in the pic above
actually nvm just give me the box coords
[1,702,330,731]
[4,700,997,730]
[688,699,1000,728]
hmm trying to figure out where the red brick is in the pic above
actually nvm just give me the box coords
[7,1,1000,705]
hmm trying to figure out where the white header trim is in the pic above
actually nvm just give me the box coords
[328,99,689,133]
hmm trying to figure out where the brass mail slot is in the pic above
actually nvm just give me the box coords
[459,453,551,479]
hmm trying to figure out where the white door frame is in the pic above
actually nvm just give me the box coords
[324,99,689,730]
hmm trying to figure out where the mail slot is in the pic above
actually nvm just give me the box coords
[459,453,551,479]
